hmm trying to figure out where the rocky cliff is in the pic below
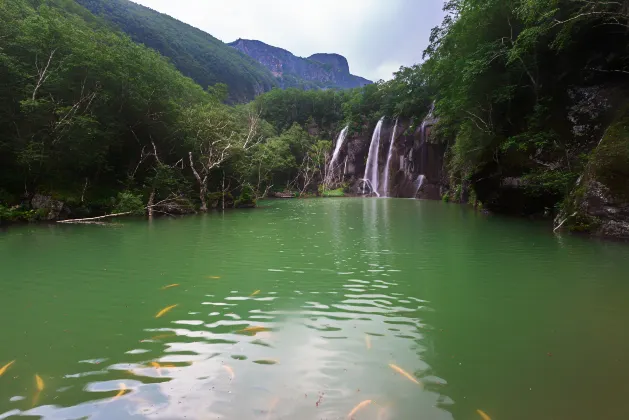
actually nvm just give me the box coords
[328,117,445,199]
[229,39,371,90]
[558,103,629,240]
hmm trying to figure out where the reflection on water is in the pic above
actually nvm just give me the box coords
[1,198,629,419]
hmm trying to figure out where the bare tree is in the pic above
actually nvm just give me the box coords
[186,106,264,211]
[292,140,330,196]
[189,144,231,211]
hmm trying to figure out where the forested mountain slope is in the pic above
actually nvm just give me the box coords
[75,0,278,102]
[0,0,282,219]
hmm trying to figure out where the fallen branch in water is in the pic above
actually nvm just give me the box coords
[57,211,134,224]
[57,193,194,224]
[553,212,577,232]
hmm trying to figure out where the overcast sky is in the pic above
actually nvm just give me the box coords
[131,0,445,82]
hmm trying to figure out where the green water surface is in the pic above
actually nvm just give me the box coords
[1,198,629,420]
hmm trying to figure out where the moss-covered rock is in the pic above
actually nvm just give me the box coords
[559,107,629,239]
[31,194,71,220]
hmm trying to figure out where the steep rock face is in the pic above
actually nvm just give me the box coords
[330,118,445,198]
[573,180,629,239]
[229,39,372,89]
[309,53,372,87]
[560,104,629,240]
[308,53,350,73]
[472,85,619,216]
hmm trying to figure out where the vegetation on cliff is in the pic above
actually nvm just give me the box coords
[2,0,629,237]
[422,0,629,217]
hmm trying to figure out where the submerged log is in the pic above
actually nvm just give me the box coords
[272,191,296,198]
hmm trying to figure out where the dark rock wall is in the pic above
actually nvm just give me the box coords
[333,118,445,199]
[559,100,629,240]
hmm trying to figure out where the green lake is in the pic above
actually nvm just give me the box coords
[1,198,629,420]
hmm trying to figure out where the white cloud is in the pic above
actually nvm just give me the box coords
[374,61,405,81]
[131,0,444,81]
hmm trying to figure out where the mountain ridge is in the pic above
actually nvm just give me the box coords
[229,39,372,90]
[75,0,371,101]
[76,0,278,102]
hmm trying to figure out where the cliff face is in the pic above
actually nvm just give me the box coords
[330,118,445,199]
[559,102,629,240]
[229,39,372,90]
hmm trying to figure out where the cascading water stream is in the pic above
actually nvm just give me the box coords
[382,118,398,197]
[413,174,426,197]
[328,126,349,175]
[363,117,384,196]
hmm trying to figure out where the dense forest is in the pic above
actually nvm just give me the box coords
[1,0,628,237]
[74,0,278,103]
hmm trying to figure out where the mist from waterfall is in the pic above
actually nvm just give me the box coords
[328,126,349,175]
[363,117,384,196]
[382,118,398,197]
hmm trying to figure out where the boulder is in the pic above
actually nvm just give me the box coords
[559,104,629,240]
[31,194,69,220]
[570,179,629,239]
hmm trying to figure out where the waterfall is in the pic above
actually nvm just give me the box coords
[382,118,399,197]
[363,117,384,197]
[328,126,349,175]
[413,174,426,197]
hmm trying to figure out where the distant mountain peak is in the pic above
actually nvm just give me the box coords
[228,39,371,90]
[308,53,350,74]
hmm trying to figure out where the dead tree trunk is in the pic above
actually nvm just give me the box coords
[189,151,208,211]
[147,190,155,218]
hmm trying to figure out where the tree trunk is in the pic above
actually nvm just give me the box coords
[199,185,208,212]
[189,152,208,212]
[147,190,155,218]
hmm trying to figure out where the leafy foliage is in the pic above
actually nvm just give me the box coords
[420,0,629,213]
[113,191,145,214]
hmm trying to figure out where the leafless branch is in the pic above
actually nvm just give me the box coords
[551,11,627,28]
[585,66,629,74]
[32,49,57,100]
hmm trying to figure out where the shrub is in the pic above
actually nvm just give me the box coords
[234,185,256,208]
[321,188,345,197]
[113,192,145,215]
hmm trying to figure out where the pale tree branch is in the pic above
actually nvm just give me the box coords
[188,151,203,185]
[551,11,627,28]
[32,49,57,101]
[586,66,629,74]
[465,110,493,133]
